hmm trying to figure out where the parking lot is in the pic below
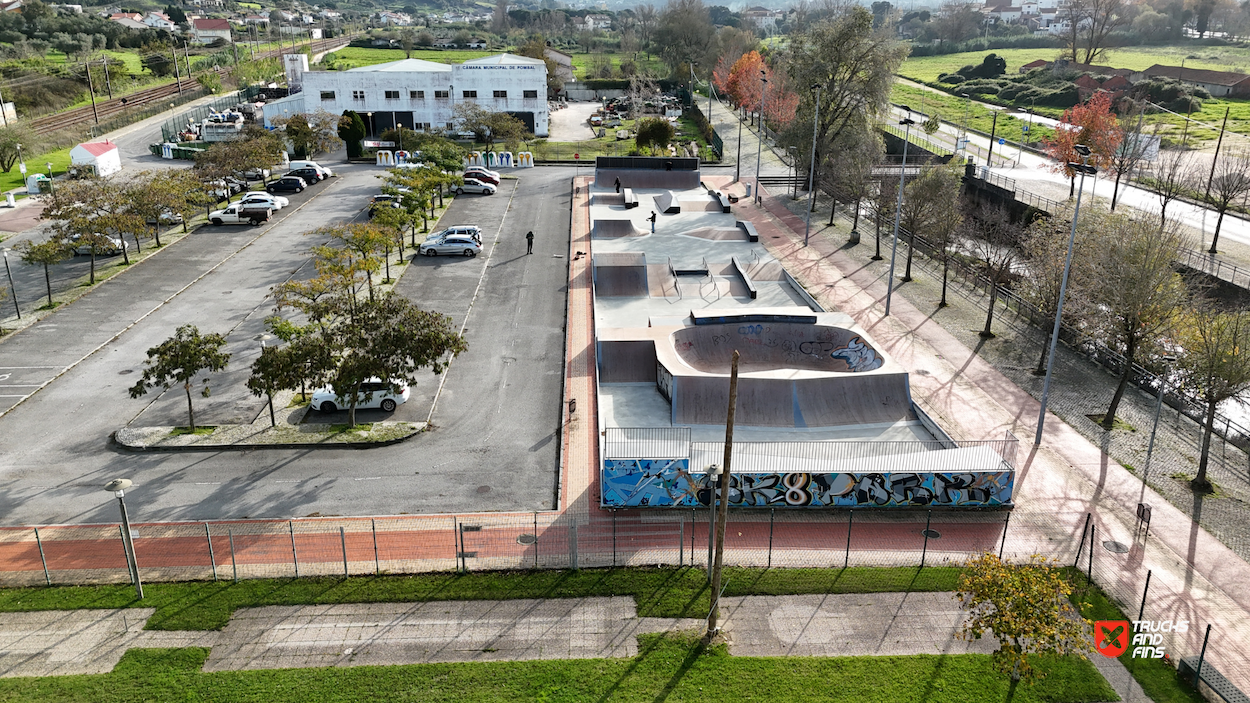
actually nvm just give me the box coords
[0,166,574,524]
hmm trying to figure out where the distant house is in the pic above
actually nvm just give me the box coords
[243,14,267,24]
[71,141,122,177]
[108,11,141,21]
[1133,64,1250,97]
[1074,72,1131,101]
[742,5,782,29]
[191,17,232,43]
[376,10,412,25]
[0,0,22,11]
[435,36,487,48]
[113,16,145,28]
[143,11,175,30]
[318,9,340,18]
[545,46,573,82]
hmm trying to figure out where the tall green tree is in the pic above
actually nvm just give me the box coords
[247,344,301,427]
[272,108,343,159]
[128,325,232,432]
[652,0,715,73]
[16,239,70,308]
[0,123,37,173]
[1176,306,1250,491]
[339,110,367,158]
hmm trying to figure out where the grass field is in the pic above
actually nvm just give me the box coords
[891,83,1058,146]
[0,148,71,196]
[323,46,494,69]
[567,51,666,79]
[102,49,143,74]
[898,47,1248,84]
[0,637,1116,703]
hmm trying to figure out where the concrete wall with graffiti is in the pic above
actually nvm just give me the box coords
[601,459,1014,508]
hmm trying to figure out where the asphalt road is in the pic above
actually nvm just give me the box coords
[0,167,573,525]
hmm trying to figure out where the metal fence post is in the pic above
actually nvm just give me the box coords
[33,528,50,586]
[679,519,684,567]
[845,510,853,568]
[999,511,1011,560]
[371,518,379,575]
[568,523,578,570]
[228,529,238,583]
[452,517,460,572]
[767,508,775,569]
[1074,513,1091,567]
[340,526,348,578]
[119,526,135,586]
[534,512,539,569]
[1193,624,1211,687]
[205,523,217,582]
[1087,523,1095,584]
[458,522,466,573]
[289,521,299,578]
[921,509,932,568]
[612,509,617,567]
[1138,569,1151,622]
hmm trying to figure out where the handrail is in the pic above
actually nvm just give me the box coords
[668,256,682,300]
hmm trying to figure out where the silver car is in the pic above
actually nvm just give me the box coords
[70,233,127,256]
[419,235,482,257]
[456,178,496,195]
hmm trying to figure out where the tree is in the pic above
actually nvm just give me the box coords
[1042,92,1121,198]
[493,0,509,33]
[484,111,531,152]
[1061,0,1128,65]
[0,123,37,173]
[957,553,1091,682]
[783,6,907,206]
[41,176,143,279]
[1090,213,1188,428]
[126,170,198,248]
[1152,149,1195,227]
[247,344,301,427]
[931,1,983,44]
[1108,109,1151,211]
[453,102,494,144]
[16,239,70,308]
[653,0,715,73]
[636,3,658,50]
[1019,207,1097,375]
[128,325,232,432]
[141,45,175,77]
[898,165,962,286]
[1203,148,1250,254]
[164,4,186,24]
[635,116,675,153]
[271,108,344,159]
[1176,305,1250,491]
[516,34,564,95]
[822,123,881,233]
[400,28,416,57]
[962,204,1021,339]
[339,109,367,158]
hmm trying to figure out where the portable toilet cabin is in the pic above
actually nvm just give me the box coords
[70,141,122,178]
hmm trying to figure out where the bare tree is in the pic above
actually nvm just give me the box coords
[1203,147,1250,254]
[961,204,1021,339]
[899,165,962,284]
[1090,213,1189,428]
[930,1,983,44]
[1061,0,1129,65]
[1177,304,1250,491]
[636,3,658,52]
[1019,207,1098,374]
[869,175,899,262]
[1152,149,1195,227]
[823,124,881,231]
[1108,109,1152,210]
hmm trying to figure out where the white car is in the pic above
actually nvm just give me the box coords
[420,235,482,257]
[427,225,483,244]
[69,233,127,256]
[456,178,496,195]
[238,192,289,210]
[311,379,409,413]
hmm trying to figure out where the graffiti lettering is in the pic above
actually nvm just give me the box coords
[738,324,769,335]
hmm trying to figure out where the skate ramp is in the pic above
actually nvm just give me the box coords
[683,227,748,241]
[654,191,681,214]
[679,197,725,212]
[793,375,914,427]
[665,372,912,427]
[594,253,648,297]
[592,218,646,239]
[599,340,657,382]
[595,169,701,191]
[671,322,885,374]
[592,193,626,207]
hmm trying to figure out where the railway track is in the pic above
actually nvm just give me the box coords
[26,36,353,137]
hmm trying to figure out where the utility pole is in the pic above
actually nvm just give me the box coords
[84,62,99,124]
[986,110,999,167]
[0,85,8,126]
[173,46,183,97]
[705,350,739,640]
[101,55,113,100]
[1205,106,1231,201]
[183,39,193,82]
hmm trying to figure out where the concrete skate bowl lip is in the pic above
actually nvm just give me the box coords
[669,322,886,374]
[593,218,645,238]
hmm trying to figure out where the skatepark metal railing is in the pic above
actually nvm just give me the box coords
[687,435,1019,475]
[605,427,692,459]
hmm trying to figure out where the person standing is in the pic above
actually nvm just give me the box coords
[648,211,657,233]
[525,230,534,254]
[614,177,621,193]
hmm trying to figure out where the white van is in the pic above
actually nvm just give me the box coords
[288,160,334,177]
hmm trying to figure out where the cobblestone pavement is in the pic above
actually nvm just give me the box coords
[775,192,1250,565]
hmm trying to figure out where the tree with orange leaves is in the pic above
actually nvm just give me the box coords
[725,51,798,129]
[1042,91,1122,198]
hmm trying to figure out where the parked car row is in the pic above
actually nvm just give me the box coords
[267,160,335,195]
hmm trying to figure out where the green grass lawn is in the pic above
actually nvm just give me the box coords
[102,49,144,74]
[568,51,666,80]
[0,567,965,631]
[0,635,1116,703]
[324,46,494,70]
[898,47,1247,84]
[0,148,71,195]
[890,83,1058,146]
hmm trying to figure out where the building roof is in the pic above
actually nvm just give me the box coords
[1021,59,1049,69]
[113,17,145,28]
[74,141,118,156]
[346,57,452,72]
[1142,63,1250,87]
[461,53,544,66]
[193,17,231,30]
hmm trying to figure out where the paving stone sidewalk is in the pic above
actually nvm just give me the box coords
[0,595,1150,702]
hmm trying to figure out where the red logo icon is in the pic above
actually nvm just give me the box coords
[1094,620,1130,657]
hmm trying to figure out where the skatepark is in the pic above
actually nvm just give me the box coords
[588,158,1017,509]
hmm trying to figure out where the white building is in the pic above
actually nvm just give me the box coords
[70,141,122,177]
[297,54,549,137]
[191,18,232,43]
[143,11,175,29]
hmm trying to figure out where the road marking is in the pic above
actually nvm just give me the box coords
[0,366,61,369]
[0,385,43,387]
[353,477,382,481]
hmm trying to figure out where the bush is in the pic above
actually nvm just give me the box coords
[957,53,1008,80]
[960,78,1008,96]
[939,73,966,84]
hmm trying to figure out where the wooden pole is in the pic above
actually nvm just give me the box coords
[706,350,739,638]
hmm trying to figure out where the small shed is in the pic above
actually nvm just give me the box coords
[70,141,121,177]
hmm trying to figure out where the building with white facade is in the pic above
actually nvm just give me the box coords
[191,18,232,43]
[297,54,549,137]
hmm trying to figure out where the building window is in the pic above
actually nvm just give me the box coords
[385,90,400,99]
[523,90,538,99]
[446,122,455,130]
[320,90,335,100]
[462,90,477,98]
[411,90,424,99]
[352,90,365,100]
[434,90,449,99]
[493,90,507,98]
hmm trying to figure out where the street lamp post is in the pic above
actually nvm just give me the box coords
[104,479,143,599]
[45,162,53,195]
[3,250,18,319]
[1035,145,1094,445]
[754,71,768,205]
[803,84,822,247]
[734,105,743,182]
[960,93,971,154]
[16,142,24,178]
[1142,355,1178,492]
[787,146,797,200]
[884,107,916,317]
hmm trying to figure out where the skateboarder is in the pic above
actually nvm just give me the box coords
[526,230,534,254]
[614,177,621,193]
[648,211,657,233]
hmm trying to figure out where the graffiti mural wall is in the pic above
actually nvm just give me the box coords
[602,459,1014,508]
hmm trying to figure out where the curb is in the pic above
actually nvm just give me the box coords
[110,422,426,452]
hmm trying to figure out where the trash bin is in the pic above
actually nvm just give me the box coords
[745,184,752,199]
[5,192,14,207]
[26,174,46,195]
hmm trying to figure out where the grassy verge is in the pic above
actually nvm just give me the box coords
[0,566,963,631]
[0,147,72,195]
[898,47,1244,84]
[0,634,1116,702]
[1068,570,1206,703]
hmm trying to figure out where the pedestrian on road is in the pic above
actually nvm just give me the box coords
[526,230,534,254]
[648,211,657,233]
[614,177,621,193]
